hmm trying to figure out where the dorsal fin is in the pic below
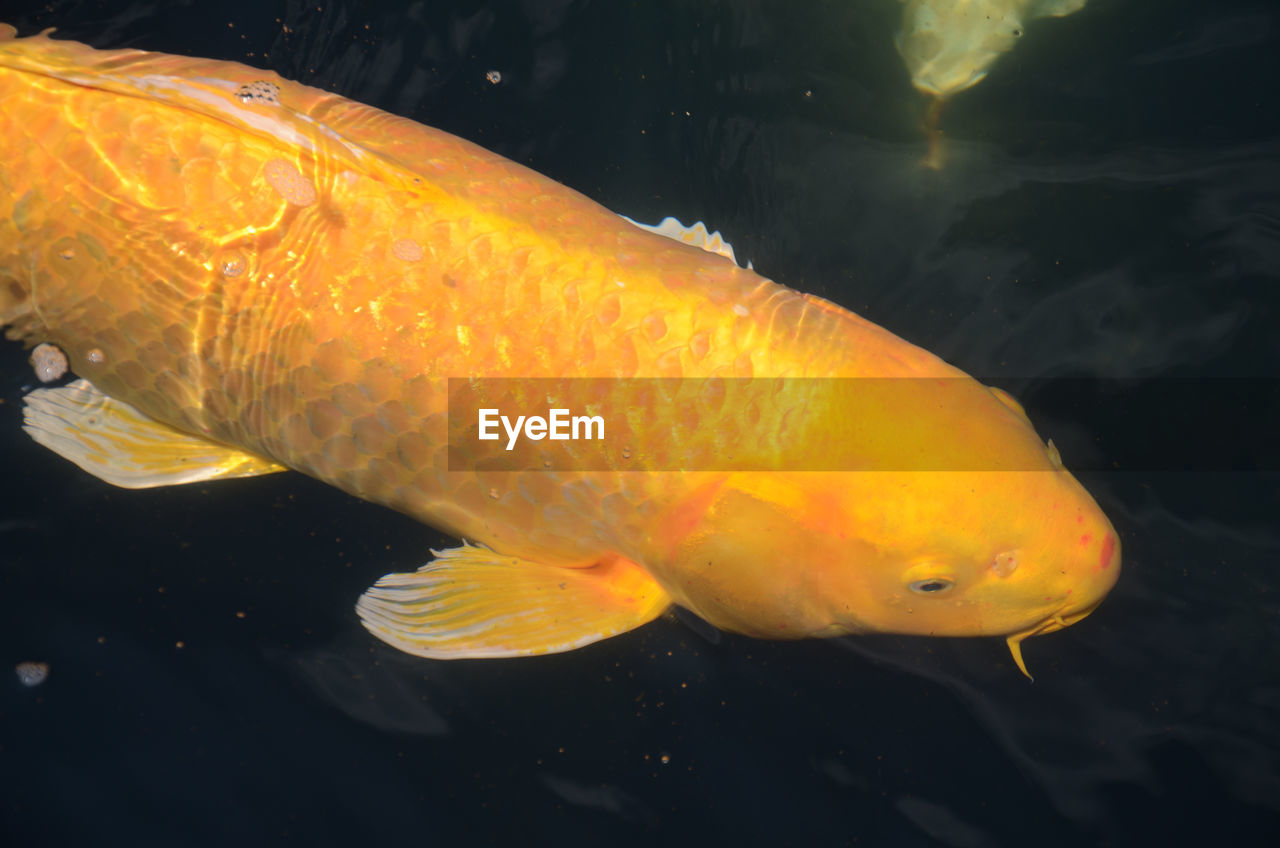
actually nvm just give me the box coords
[622,215,749,268]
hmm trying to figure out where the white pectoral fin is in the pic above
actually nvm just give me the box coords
[622,214,750,268]
[357,542,671,659]
[23,378,286,489]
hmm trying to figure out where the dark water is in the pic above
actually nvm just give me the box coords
[1,0,1277,845]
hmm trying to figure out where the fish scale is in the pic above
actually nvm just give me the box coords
[0,27,793,560]
[0,25,1119,672]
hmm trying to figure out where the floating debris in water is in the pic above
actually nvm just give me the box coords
[15,661,49,687]
[485,70,501,84]
[235,79,281,105]
[30,343,67,382]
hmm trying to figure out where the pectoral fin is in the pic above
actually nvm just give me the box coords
[23,378,286,488]
[356,543,671,659]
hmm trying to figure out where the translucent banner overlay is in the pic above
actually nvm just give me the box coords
[445,377,1279,473]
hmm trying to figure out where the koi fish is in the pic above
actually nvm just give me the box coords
[0,25,1118,676]
[896,0,1089,167]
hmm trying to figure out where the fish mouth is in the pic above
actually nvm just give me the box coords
[1004,598,1105,680]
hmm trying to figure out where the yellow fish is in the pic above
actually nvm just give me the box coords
[0,25,1118,676]
[896,0,1089,166]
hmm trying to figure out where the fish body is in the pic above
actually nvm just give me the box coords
[896,0,1088,99]
[896,0,1088,168]
[0,26,1118,673]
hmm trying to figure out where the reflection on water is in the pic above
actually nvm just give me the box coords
[538,772,656,826]
[895,795,990,848]
[282,643,449,736]
[841,477,1280,826]
[1,0,1277,845]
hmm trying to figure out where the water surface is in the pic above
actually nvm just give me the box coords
[2,1,1277,845]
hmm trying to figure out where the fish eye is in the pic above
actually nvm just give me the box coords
[908,578,954,595]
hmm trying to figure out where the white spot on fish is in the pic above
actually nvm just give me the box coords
[235,80,281,105]
[86,348,105,365]
[991,551,1019,578]
[263,158,317,207]
[391,238,424,262]
[1046,438,1063,469]
[732,304,749,317]
[30,343,68,382]
[614,280,626,288]
[15,661,49,687]
[220,253,247,277]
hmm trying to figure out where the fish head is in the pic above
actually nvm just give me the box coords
[654,381,1119,675]
[896,0,1028,98]
[826,466,1122,678]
